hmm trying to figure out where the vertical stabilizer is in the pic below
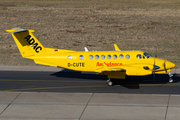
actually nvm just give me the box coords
[6,28,46,58]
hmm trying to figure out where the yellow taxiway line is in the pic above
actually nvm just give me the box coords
[0,85,107,92]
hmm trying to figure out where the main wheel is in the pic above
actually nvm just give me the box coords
[107,80,113,86]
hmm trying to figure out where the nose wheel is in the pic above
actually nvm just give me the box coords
[168,73,173,83]
[106,79,113,86]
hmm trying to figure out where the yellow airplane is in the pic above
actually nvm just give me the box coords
[6,28,176,86]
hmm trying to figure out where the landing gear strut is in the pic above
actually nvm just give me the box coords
[168,73,173,83]
[106,78,113,86]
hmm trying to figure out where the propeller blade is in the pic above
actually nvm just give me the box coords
[153,59,155,82]
[164,61,168,73]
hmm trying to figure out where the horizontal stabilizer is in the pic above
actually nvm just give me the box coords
[6,28,28,34]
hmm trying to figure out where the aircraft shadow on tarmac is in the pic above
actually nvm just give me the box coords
[51,69,180,89]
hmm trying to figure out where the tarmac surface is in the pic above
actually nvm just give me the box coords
[0,66,180,120]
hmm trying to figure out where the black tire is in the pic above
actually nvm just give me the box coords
[107,81,113,86]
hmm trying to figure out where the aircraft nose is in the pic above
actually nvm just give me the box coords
[165,61,175,69]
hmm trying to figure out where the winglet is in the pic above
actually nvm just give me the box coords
[114,44,121,51]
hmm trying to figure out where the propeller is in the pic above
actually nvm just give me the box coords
[151,27,157,83]
[163,61,168,73]
[153,58,156,82]
[152,59,160,82]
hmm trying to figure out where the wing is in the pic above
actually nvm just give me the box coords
[95,65,127,79]
[95,66,126,74]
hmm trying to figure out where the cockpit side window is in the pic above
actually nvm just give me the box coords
[143,52,151,59]
[137,54,142,59]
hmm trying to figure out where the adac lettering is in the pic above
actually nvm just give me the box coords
[96,62,122,67]
[24,35,42,53]
[68,62,85,67]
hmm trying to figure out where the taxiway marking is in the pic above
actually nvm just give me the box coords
[0,79,104,83]
[0,85,107,92]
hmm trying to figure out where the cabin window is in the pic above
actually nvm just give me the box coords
[95,55,99,59]
[89,55,93,59]
[113,55,117,59]
[119,54,124,59]
[107,55,111,59]
[101,55,105,59]
[68,56,72,59]
[137,54,142,59]
[126,54,130,59]
[79,55,84,60]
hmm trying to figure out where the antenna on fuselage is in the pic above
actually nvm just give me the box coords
[84,47,88,52]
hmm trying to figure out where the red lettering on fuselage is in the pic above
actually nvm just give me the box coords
[96,62,104,67]
[96,62,122,67]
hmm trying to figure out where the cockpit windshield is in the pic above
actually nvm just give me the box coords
[143,52,151,59]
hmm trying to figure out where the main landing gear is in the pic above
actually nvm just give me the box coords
[106,78,113,86]
[168,73,174,83]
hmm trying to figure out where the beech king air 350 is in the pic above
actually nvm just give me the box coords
[6,28,176,86]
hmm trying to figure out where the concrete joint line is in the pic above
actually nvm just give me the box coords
[78,93,94,120]
[41,66,47,71]
[0,92,21,116]
[164,94,171,120]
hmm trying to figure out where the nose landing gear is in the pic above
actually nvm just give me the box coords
[168,73,173,83]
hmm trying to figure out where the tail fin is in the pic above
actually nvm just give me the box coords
[6,28,46,58]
